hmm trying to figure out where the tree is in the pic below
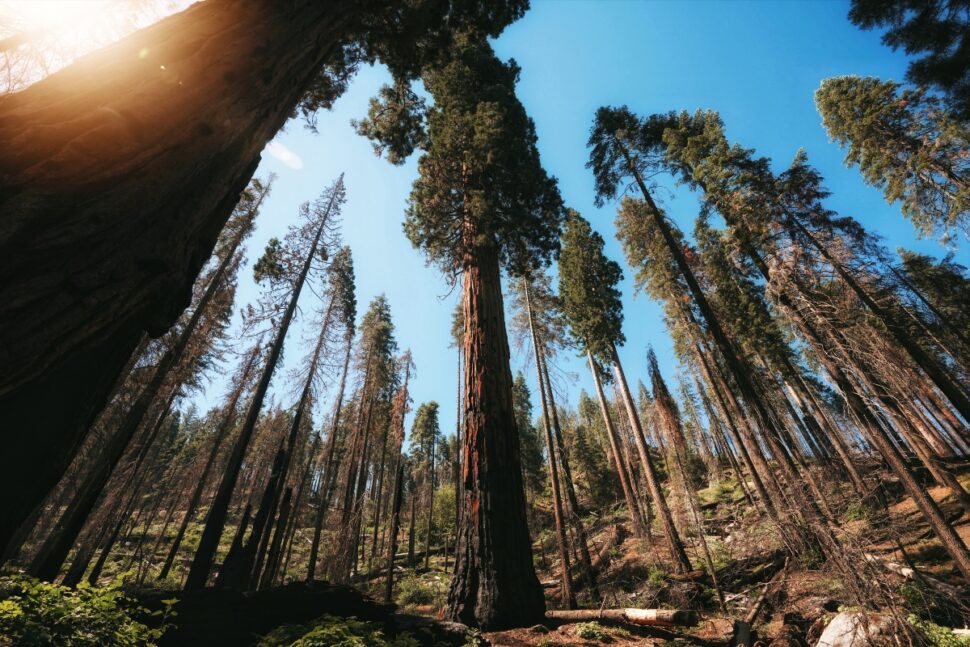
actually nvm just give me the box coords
[410,402,441,571]
[185,175,344,590]
[558,209,691,572]
[847,0,970,120]
[355,31,560,629]
[0,0,527,553]
[815,76,969,242]
[512,373,545,495]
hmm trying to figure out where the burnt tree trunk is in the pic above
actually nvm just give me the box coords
[0,1,357,546]
[446,241,544,630]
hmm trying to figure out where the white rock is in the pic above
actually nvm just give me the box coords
[816,612,894,647]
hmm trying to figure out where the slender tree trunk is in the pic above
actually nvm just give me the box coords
[540,352,599,602]
[587,351,646,536]
[424,433,436,571]
[446,241,544,630]
[186,188,334,590]
[525,287,575,608]
[611,344,692,573]
[384,461,405,604]
[307,337,352,581]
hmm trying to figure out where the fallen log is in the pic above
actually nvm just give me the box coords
[744,557,789,625]
[545,608,699,627]
[862,552,962,597]
[544,524,630,592]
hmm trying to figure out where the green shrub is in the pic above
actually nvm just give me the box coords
[258,614,419,647]
[908,613,970,647]
[575,621,607,640]
[0,574,171,646]
[395,574,443,608]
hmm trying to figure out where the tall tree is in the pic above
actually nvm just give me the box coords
[558,209,691,571]
[815,75,969,242]
[847,0,970,120]
[355,31,561,629]
[185,176,344,590]
[0,0,528,554]
[410,402,441,571]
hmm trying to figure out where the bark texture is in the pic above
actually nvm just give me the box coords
[447,242,544,630]
[0,0,355,545]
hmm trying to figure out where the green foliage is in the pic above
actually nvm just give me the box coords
[558,210,625,362]
[575,621,607,640]
[0,574,170,646]
[254,237,287,284]
[512,373,545,493]
[327,246,357,337]
[907,613,970,647]
[395,574,445,609]
[815,75,969,242]
[257,614,419,647]
[645,565,668,590]
[847,0,970,120]
[359,31,564,277]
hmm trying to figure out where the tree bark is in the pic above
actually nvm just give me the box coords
[0,1,357,546]
[446,241,544,630]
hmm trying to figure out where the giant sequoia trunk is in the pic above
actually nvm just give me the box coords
[447,241,544,630]
[0,0,357,544]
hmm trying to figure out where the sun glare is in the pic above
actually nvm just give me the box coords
[0,0,194,92]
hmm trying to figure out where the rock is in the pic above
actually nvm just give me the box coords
[528,624,550,634]
[821,600,841,613]
[815,612,896,647]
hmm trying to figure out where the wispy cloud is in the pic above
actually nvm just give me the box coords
[265,140,304,170]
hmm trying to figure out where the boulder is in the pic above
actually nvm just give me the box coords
[815,612,896,647]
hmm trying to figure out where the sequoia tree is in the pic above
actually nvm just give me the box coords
[354,30,561,628]
[0,0,528,549]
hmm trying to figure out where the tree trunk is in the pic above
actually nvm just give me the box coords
[307,336,352,581]
[611,344,692,573]
[525,286,575,609]
[446,241,544,630]
[384,461,405,604]
[587,351,646,536]
[0,1,357,546]
[540,351,599,603]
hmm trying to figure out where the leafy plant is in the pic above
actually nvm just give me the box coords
[258,614,419,647]
[575,620,607,640]
[0,574,170,646]
[908,614,970,647]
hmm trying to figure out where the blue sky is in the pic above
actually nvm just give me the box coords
[197,0,966,449]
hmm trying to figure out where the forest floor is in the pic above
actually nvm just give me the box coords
[353,470,970,646]
[75,466,970,645]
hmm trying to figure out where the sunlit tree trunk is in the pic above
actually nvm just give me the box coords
[0,1,357,544]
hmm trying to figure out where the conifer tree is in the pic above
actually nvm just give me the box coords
[410,402,441,571]
[816,76,969,242]
[559,209,691,572]
[354,31,560,628]
[847,0,970,119]
[185,176,344,590]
